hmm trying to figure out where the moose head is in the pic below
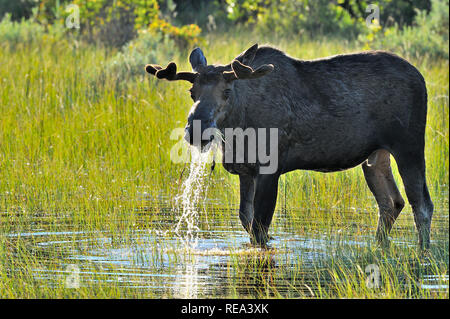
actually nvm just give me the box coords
[145,44,274,149]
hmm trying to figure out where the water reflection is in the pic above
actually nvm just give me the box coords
[173,259,200,298]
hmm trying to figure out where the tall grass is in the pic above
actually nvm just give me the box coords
[0,32,447,219]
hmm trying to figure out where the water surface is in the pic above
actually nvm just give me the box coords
[4,202,449,298]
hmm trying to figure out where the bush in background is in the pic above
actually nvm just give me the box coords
[0,0,38,21]
[35,0,202,48]
[361,0,448,60]
[0,10,66,47]
[158,0,228,31]
[0,13,43,45]
[1,0,447,61]
[223,0,433,39]
[106,30,176,83]
[225,0,360,38]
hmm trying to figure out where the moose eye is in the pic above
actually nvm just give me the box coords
[223,89,232,100]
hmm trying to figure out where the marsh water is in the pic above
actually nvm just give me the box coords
[2,153,449,298]
[4,202,449,298]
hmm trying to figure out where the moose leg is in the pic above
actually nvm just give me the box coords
[250,173,280,245]
[393,149,434,251]
[362,149,405,248]
[239,174,255,233]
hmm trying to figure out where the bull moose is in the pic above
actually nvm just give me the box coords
[145,44,433,251]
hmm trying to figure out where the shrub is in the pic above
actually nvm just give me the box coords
[225,0,363,38]
[0,9,67,47]
[361,0,449,60]
[38,0,202,48]
[105,30,176,84]
[60,0,159,47]
[0,11,50,47]
[148,17,202,48]
[0,0,38,21]
[223,0,435,39]
[158,0,228,31]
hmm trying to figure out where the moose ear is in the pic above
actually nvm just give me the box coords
[239,43,258,65]
[189,48,207,72]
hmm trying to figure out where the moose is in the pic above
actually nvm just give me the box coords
[145,44,433,251]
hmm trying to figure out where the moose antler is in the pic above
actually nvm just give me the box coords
[145,62,198,83]
[223,60,274,82]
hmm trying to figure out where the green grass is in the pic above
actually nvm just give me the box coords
[0,31,448,298]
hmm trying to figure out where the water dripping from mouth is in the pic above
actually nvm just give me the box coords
[174,142,219,250]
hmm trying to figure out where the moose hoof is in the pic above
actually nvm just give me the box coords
[250,230,271,247]
[250,238,268,248]
[418,248,432,260]
[376,237,391,250]
[376,231,391,250]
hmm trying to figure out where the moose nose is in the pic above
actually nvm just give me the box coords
[184,120,212,146]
